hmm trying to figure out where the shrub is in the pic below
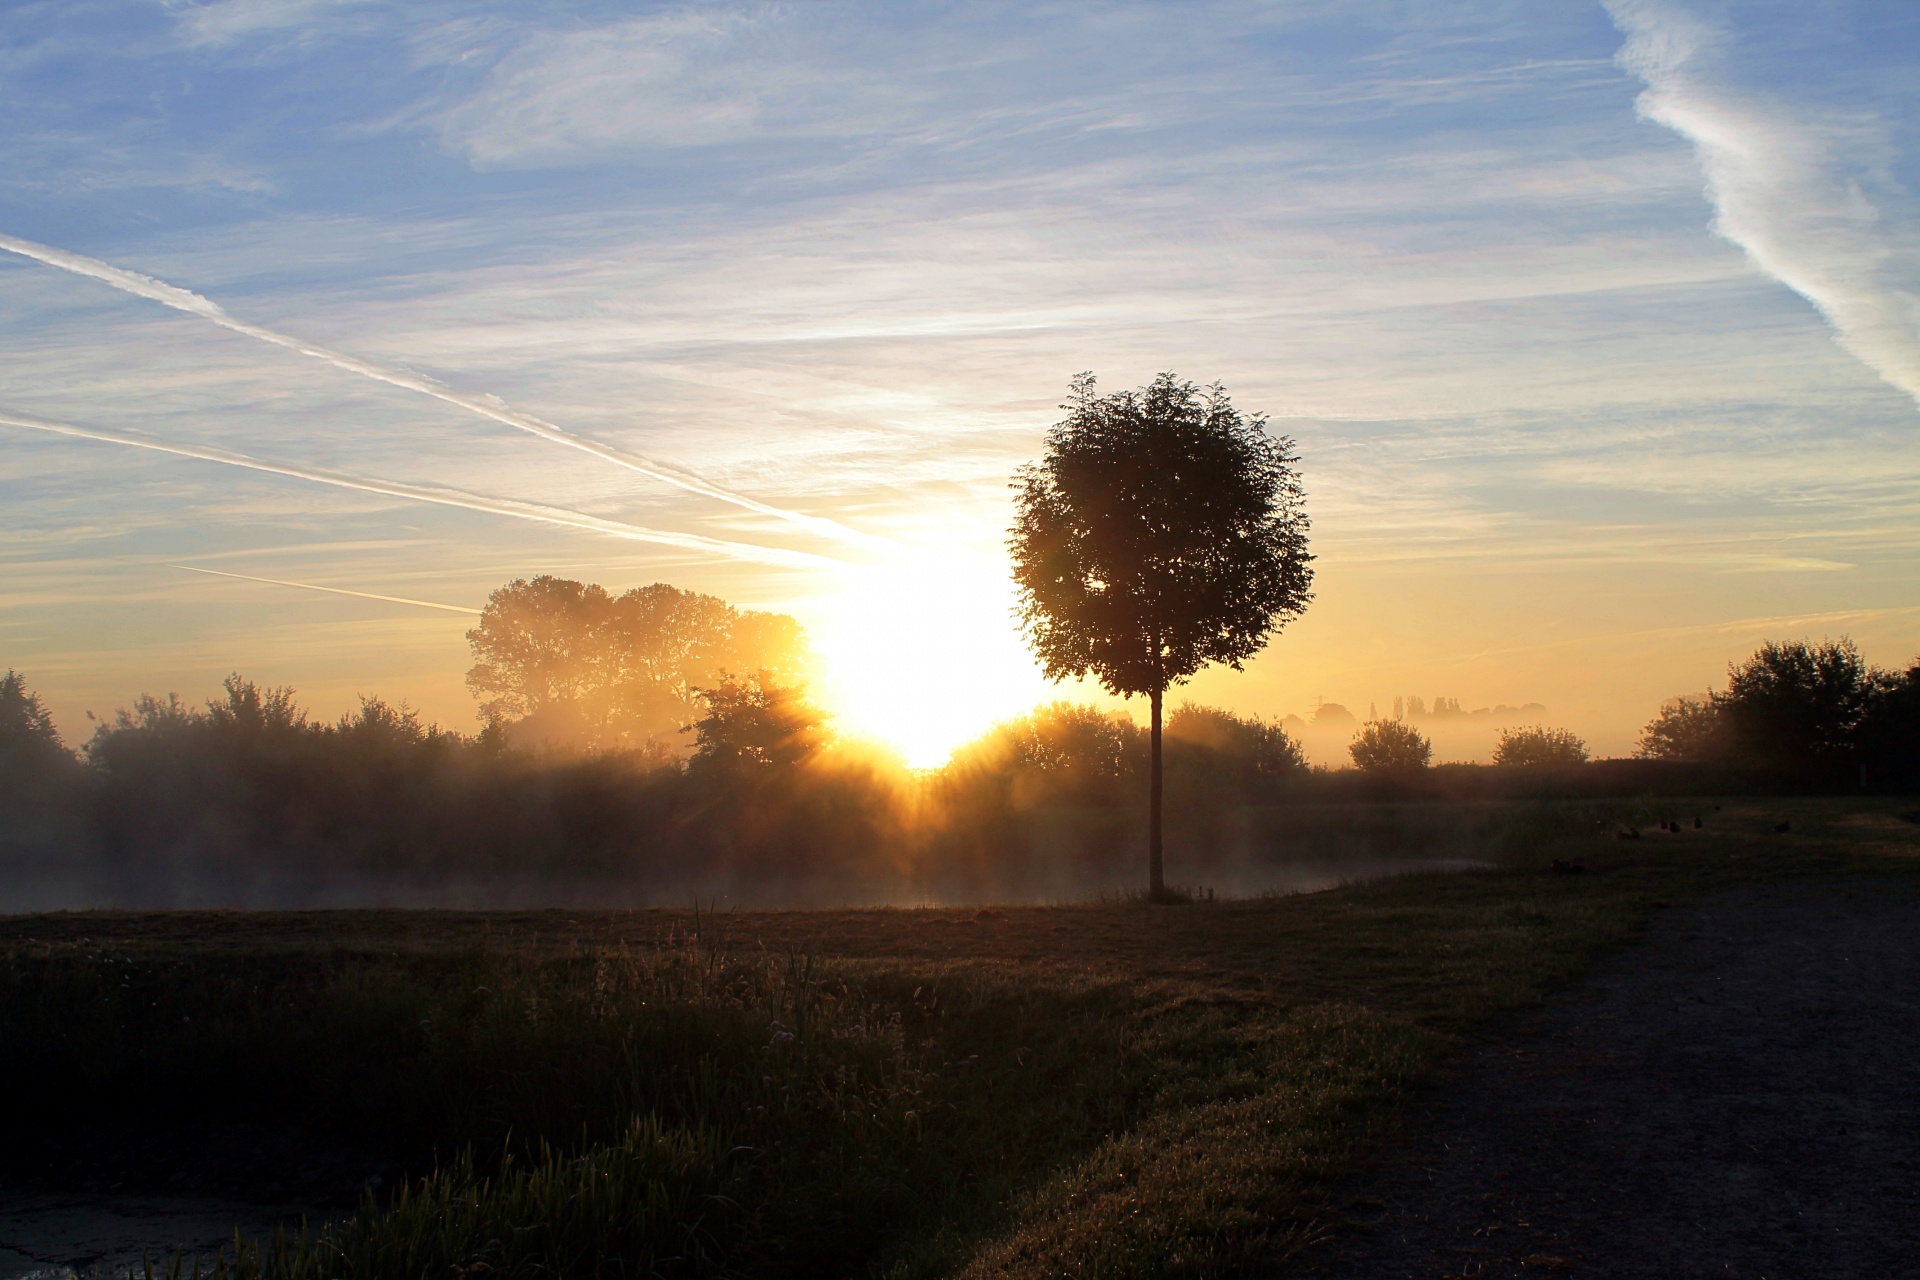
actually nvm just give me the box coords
[1349,719,1431,771]
[1492,726,1589,768]
[1165,703,1307,780]
[1636,695,1722,761]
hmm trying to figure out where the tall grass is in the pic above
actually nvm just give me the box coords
[15,796,1911,1280]
[201,1125,736,1280]
[2,932,1155,1279]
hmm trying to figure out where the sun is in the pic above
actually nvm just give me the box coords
[807,543,1060,768]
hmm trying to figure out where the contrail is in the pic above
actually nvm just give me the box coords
[1606,1,1920,409]
[0,408,834,570]
[0,231,888,550]
[168,564,481,615]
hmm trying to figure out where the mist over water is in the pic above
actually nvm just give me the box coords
[11,624,1893,916]
[0,850,1494,915]
[0,668,1532,913]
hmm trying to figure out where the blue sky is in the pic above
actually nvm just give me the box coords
[2,0,1917,762]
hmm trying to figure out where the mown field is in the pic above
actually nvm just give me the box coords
[2,796,1915,1280]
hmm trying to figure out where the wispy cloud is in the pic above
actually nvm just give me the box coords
[0,408,833,569]
[169,562,479,614]
[430,8,808,161]
[0,231,884,550]
[1607,0,1920,409]
[171,0,387,49]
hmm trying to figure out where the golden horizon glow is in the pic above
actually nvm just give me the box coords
[807,543,1067,768]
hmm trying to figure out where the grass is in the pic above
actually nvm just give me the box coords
[2,794,1916,1280]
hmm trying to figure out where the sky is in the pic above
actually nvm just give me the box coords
[2,0,1917,766]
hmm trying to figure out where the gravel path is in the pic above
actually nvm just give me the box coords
[1306,880,1920,1280]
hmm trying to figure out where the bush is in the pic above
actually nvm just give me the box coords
[1348,720,1431,771]
[1165,703,1306,781]
[1493,726,1589,768]
[1636,696,1721,761]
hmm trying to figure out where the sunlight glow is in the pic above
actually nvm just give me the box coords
[809,544,1062,768]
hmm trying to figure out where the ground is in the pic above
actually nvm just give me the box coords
[1306,877,1920,1278]
[0,799,1914,1279]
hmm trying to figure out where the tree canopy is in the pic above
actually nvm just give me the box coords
[1010,373,1313,697]
[1636,696,1721,762]
[0,669,73,798]
[1349,719,1432,771]
[688,673,829,776]
[1009,372,1313,896]
[1633,637,1919,786]
[1492,725,1589,768]
[1718,638,1871,772]
[465,577,812,753]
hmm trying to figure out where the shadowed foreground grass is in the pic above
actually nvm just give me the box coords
[2,797,1915,1280]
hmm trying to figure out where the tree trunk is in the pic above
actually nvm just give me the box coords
[1149,683,1164,899]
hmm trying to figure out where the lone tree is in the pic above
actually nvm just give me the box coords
[1492,725,1589,768]
[1349,719,1431,771]
[1010,372,1313,898]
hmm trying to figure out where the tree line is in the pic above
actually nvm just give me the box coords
[464,576,812,756]
[3,624,1911,908]
[0,643,1329,906]
[1635,638,1920,789]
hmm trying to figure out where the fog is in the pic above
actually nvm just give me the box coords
[0,675,1564,912]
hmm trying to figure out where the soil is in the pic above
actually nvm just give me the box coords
[1304,880,1920,1279]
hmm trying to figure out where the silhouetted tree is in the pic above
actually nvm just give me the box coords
[1716,638,1870,780]
[1636,695,1722,761]
[0,671,76,827]
[467,577,813,753]
[689,673,828,776]
[1635,638,1909,785]
[1010,372,1313,897]
[1165,703,1307,783]
[1349,719,1430,771]
[1858,660,1920,790]
[1492,725,1589,768]
[0,670,70,780]
[1001,703,1141,782]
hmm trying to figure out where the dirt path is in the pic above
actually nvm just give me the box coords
[1305,880,1920,1279]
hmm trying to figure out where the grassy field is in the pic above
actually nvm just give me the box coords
[2,796,1915,1280]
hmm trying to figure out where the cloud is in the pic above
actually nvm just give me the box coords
[1607,0,1920,409]
[0,407,833,569]
[430,7,888,163]
[0,230,884,550]
[172,0,386,49]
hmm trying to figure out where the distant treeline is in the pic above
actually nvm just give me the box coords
[2,580,1914,907]
[0,675,1324,905]
[1634,638,1920,791]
